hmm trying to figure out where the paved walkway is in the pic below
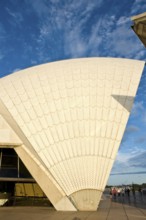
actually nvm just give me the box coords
[0,193,146,220]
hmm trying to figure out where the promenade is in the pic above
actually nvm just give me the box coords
[0,192,146,220]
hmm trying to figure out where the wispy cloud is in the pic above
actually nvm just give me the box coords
[111,171,146,175]
[131,101,144,117]
[116,16,130,26]
[5,7,24,27]
[131,0,146,16]
[126,125,139,133]
[121,125,139,145]
[104,24,145,58]
[25,0,104,60]
[113,147,146,173]
[19,0,146,62]
[129,151,146,168]
[25,0,49,18]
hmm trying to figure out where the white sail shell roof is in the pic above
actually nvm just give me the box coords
[0,58,144,210]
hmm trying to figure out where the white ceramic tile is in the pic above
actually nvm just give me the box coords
[0,58,144,210]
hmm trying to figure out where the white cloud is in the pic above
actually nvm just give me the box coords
[116,146,144,165]
[64,14,116,57]
[64,25,86,57]
[64,18,103,57]
[129,151,146,168]
[116,16,130,26]
[116,151,131,164]
[112,147,146,173]
[105,24,145,58]
[88,21,103,53]
[23,0,146,62]
[27,0,104,60]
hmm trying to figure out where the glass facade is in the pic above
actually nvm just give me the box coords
[0,148,32,179]
[0,148,52,207]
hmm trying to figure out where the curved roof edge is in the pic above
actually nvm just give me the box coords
[1,57,145,79]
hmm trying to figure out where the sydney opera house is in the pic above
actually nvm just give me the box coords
[0,58,145,210]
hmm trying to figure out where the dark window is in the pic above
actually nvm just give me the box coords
[0,148,32,179]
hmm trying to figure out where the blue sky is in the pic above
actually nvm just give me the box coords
[0,0,146,185]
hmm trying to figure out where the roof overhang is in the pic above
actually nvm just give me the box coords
[131,12,146,47]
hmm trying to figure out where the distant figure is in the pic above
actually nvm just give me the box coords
[112,188,117,199]
[138,187,142,196]
[117,188,121,197]
[127,188,130,197]
[132,187,135,198]
[109,189,112,199]
[121,188,125,197]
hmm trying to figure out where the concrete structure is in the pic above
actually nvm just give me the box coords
[0,58,144,211]
[131,12,146,47]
